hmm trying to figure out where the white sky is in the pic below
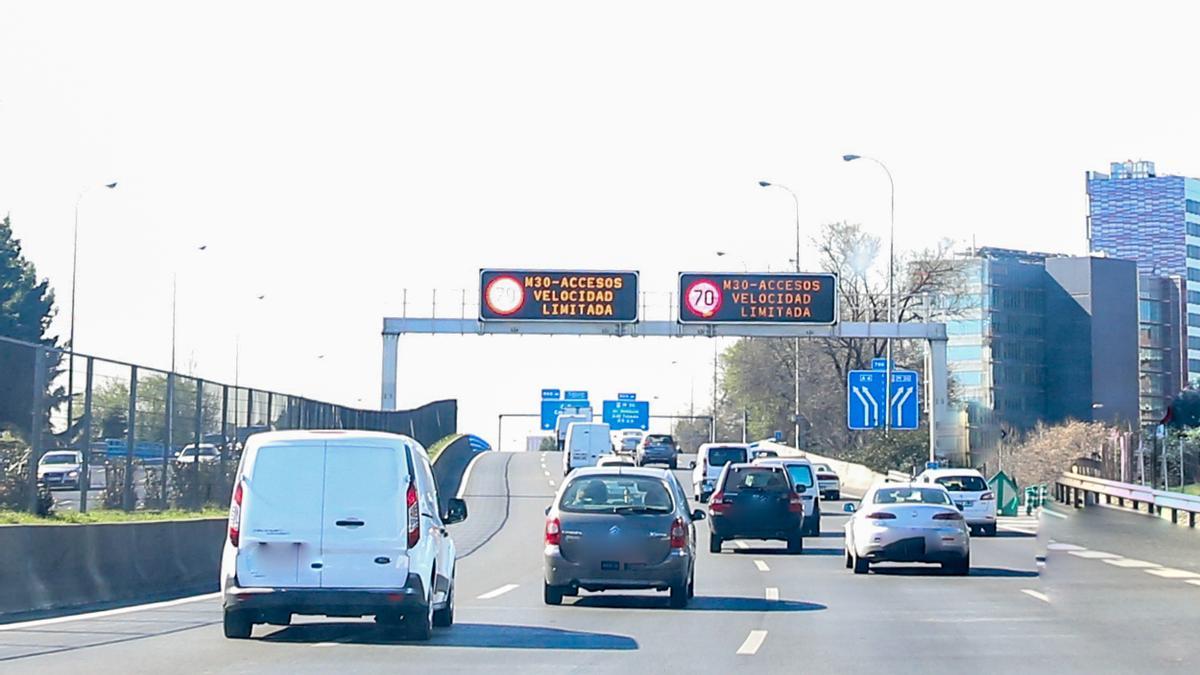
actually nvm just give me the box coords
[3,1,1199,449]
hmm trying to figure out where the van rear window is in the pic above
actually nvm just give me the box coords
[707,447,747,466]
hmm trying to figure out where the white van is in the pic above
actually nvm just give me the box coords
[219,430,468,640]
[562,422,612,475]
[691,443,749,502]
[555,411,591,450]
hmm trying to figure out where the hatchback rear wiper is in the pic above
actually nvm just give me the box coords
[611,505,671,514]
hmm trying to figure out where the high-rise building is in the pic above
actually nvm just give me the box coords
[1087,159,1200,387]
[1136,274,1185,426]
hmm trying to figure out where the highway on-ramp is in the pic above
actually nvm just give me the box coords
[3,451,1193,674]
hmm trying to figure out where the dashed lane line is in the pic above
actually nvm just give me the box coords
[477,584,520,600]
[1068,550,1119,560]
[1021,589,1051,603]
[1186,580,1200,588]
[753,560,770,572]
[1041,509,1068,519]
[736,630,768,655]
[765,587,779,601]
[1144,567,1200,580]
[1102,558,1160,569]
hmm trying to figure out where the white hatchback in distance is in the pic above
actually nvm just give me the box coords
[220,430,467,641]
[915,468,997,536]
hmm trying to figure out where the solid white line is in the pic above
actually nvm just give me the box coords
[0,592,221,631]
[765,587,779,601]
[1041,509,1068,520]
[1144,567,1200,580]
[753,560,770,572]
[456,448,490,499]
[477,584,519,600]
[1068,550,1119,559]
[1102,558,1160,569]
[1186,580,1200,588]
[734,540,749,550]
[736,630,768,655]
[1021,589,1050,603]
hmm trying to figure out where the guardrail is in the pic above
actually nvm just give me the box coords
[1056,472,1200,527]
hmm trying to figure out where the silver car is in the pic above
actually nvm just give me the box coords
[843,483,970,575]
[543,467,703,608]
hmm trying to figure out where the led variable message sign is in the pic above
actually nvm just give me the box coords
[677,272,838,325]
[480,270,639,322]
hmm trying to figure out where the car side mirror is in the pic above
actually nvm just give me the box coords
[843,503,856,513]
[691,509,706,521]
[443,498,468,525]
[689,460,697,469]
[795,484,807,494]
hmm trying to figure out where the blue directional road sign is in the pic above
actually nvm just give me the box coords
[564,390,589,401]
[541,388,562,400]
[540,399,591,430]
[618,392,636,401]
[872,358,888,371]
[847,369,920,430]
[602,399,650,431]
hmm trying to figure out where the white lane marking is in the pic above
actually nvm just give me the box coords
[544,470,550,477]
[1046,543,1085,551]
[1021,589,1051,603]
[0,592,221,631]
[457,448,490,499]
[549,480,556,487]
[1001,526,1038,535]
[1144,567,1200,579]
[1102,558,1161,569]
[734,540,749,550]
[765,587,779,601]
[736,630,768,655]
[477,584,520,600]
[1186,580,1200,588]
[1041,509,1068,520]
[1068,550,1119,559]
[753,560,770,572]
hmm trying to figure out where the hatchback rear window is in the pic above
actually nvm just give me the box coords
[873,488,952,505]
[708,447,747,466]
[724,468,790,492]
[645,435,675,445]
[560,476,674,513]
[935,475,988,492]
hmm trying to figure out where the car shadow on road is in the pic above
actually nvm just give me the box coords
[261,622,639,650]
[991,530,1035,539]
[868,565,1038,578]
[728,546,844,557]
[569,595,825,613]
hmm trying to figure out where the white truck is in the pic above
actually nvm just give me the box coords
[554,408,592,450]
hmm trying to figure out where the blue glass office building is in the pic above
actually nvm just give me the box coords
[1087,160,1200,386]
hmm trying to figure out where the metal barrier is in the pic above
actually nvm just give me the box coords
[0,335,457,514]
[1056,472,1200,527]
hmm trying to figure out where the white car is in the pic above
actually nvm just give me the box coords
[915,468,997,536]
[753,457,821,536]
[38,450,83,490]
[812,463,842,500]
[176,443,220,465]
[595,454,637,468]
[844,483,970,575]
[691,443,749,502]
[220,430,467,640]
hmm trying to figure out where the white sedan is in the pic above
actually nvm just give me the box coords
[844,483,970,575]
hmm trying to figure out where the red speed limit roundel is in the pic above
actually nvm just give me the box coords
[484,275,525,316]
[683,278,722,318]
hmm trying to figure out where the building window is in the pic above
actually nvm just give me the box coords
[1189,268,1200,282]
[946,319,984,336]
[1188,245,1200,260]
[954,371,983,386]
[1188,199,1200,216]
[1190,360,1200,374]
[1189,222,1200,237]
[1190,336,1200,350]
[1191,314,1200,328]
[1189,291,1200,306]
[947,345,983,362]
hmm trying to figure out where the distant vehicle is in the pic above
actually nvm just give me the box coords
[175,443,220,465]
[843,483,969,575]
[636,434,679,469]
[596,454,637,468]
[220,430,468,640]
[690,443,749,502]
[555,411,591,451]
[708,463,805,554]
[612,429,644,454]
[543,467,702,608]
[37,450,83,490]
[562,422,612,475]
[812,462,842,500]
[753,457,821,536]
[915,468,997,536]
[750,448,780,460]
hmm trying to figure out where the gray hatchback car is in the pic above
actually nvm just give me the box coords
[544,467,704,608]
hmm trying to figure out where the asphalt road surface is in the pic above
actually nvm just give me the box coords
[2,451,1195,674]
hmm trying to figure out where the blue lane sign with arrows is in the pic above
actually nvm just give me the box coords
[847,369,920,430]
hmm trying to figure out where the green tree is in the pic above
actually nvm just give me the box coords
[89,374,222,449]
[0,215,64,439]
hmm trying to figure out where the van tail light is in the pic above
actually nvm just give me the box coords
[788,492,805,514]
[228,482,243,547]
[406,481,420,548]
[865,511,896,520]
[709,491,730,515]
[545,517,562,546]
[933,511,964,521]
[980,491,995,501]
[669,517,687,549]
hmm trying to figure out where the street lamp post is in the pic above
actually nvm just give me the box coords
[66,181,118,432]
[171,244,209,374]
[842,155,896,434]
[758,180,803,449]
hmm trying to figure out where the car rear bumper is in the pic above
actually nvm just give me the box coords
[711,515,803,540]
[224,575,427,617]
[857,527,969,562]
[545,547,689,590]
[639,451,676,463]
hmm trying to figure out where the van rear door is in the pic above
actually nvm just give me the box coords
[236,441,325,588]
[320,441,410,589]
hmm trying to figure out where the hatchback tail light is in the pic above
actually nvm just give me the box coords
[709,491,730,515]
[669,517,687,549]
[933,511,964,520]
[228,481,243,547]
[980,491,995,501]
[545,517,562,546]
[788,492,804,514]
[865,511,896,520]
[406,481,420,548]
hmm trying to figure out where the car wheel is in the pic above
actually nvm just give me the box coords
[405,589,435,641]
[222,609,253,639]
[543,582,564,606]
[845,550,853,569]
[810,517,822,537]
[668,580,689,608]
[984,523,998,537]
[787,533,803,554]
[433,577,455,628]
[687,571,695,599]
[708,533,722,554]
[852,552,870,575]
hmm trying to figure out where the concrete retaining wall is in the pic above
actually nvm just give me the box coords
[0,519,225,618]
